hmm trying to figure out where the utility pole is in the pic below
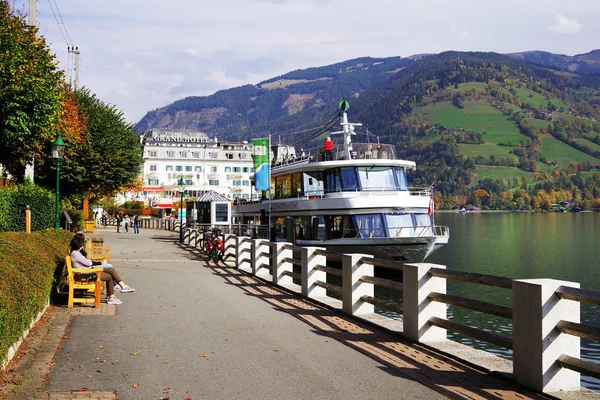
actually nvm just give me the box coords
[28,0,36,25]
[68,46,81,90]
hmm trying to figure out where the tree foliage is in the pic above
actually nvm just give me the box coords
[0,2,64,180]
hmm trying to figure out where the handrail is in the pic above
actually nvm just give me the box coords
[360,295,403,315]
[556,286,600,306]
[558,355,600,380]
[428,292,513,319]
[429,268,513,289]
[429,317,514,350]
[556,320,600,341]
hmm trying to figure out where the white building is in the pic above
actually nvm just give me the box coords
[119,129,259,210]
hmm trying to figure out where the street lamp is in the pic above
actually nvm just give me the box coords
[51,133,65,229]
[177,177,188,243]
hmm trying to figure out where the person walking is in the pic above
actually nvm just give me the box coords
[124,215,130,233]
[323,137,334,161]
[116,211,123,233]
[133,214,140,234]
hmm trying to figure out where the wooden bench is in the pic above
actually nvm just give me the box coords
[65,255,104,308]
[85,240,111,263]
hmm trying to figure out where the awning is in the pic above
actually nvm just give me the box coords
[143,187,163,192]
[155,203,174,208]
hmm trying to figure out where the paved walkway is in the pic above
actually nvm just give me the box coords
[1,225,559,399]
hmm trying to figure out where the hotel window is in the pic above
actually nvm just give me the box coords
[194,166,202,172]
[240,153,248,159]
[148,178,159,185]
[226,153,233,159]
[149,165,157,172]
[176,165,182,172]
[232,180,241,186]
[211,166,218,173]
[242,180,250,186]
[180,151,188,158]
[167,151,175,158]
[192,152,200,158]
[209,152,218,159]
[166,165,173,171]
[243,167,249,173]
[168,173,172,180]
[185,166,192,172]
[250,168,254,173]
[233,167,241,173]
[209,179,219,186]
[148,150,157,157]
[185,179,193,185]
[196,174,201,180]
[224,167,231,172]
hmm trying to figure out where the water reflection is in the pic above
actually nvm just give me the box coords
[389,213,600,390]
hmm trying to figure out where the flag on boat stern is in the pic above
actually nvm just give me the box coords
[428,195,435,215]
[252,138,270,191]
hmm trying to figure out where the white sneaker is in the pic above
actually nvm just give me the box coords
[107,297,122,305]
[114,285,120,291]
[120,286,135,293]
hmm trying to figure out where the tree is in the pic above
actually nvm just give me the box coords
[36,88,144,202]
[0,2,64,181]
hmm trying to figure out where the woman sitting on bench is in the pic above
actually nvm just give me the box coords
[69,235,135,305]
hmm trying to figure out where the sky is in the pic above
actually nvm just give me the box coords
[12,0,600,124]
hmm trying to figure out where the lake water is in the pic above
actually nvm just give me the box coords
[422,212,600,391]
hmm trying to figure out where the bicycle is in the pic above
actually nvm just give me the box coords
[201,227,224,262]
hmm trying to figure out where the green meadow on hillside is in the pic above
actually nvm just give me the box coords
[458,143,515,158]
[576,138,600,152]
[473,165,534,182]
[524,118,551,130]
[540,134,600,167]
[510,86,567,109]
[427,101,527,145]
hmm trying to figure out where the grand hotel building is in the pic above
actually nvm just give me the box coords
[122,129,259,209]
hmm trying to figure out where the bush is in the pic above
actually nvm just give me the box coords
[0,230,72,366]
[0,183,55,232]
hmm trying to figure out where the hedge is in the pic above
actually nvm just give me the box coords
[0,184,55,232]
[0,229,72,366]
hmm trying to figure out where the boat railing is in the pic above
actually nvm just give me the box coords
[341,224,438,239]
[272,142,398,164]
[434,225,450,238]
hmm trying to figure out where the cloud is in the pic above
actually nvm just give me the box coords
[547,14,582,34]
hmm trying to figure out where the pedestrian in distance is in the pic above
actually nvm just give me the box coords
[133,214,140,234]
[116,211,123,233]
[124,215,130,233]
[323,137,334,161]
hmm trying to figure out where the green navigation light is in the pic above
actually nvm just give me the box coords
[339,99,350,111]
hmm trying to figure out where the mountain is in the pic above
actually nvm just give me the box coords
[506,49,600,74]
[135,50,600,210]
[135,56,413,135]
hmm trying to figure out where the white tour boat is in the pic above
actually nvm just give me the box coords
[232,102,450,262]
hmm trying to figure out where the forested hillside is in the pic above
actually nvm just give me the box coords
[136,51,600,211]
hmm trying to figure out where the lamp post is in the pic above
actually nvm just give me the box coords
[51,133,65,229]
[177,177,187,243]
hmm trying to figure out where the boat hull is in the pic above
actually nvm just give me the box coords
[295,236,437,262]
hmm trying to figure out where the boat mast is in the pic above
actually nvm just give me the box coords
[331,100,361,160]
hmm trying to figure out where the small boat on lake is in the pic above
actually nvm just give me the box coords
[232,101,450,262]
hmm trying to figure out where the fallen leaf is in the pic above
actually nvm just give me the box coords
[200,354,208,358]
[133,383,140,388]
[133,352,139,356]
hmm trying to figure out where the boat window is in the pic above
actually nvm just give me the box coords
[303,172,324,196]
[385,213,415,237]
[395,168,408,190]
[325,215,353,239]
[358,167,396,191]
[354,214,385,238]
[340,167,359,191]
[324,169,341,193]
[275,175,291,199]
[414,213,433,236]
[291,173,302,197]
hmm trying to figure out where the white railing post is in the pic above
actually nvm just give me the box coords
[272,242,293,288]
[300,247,326,299]
[512,279,580,392]
[252,239,271,278]
[236,236,251,272]
[403,263,447,343]
[342,254,374,315]
[223,234,236,263]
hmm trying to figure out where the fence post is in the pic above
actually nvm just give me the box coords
[236,236,251,271]
[252,239,271,278]
[300,247,326,299]
[223,234,237,263]
[272,242,293,287]
[342,254,374,315]
[512,279,580,392]
[403,263,447,343]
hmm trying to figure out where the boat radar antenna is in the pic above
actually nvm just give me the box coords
[330,99,362,160]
